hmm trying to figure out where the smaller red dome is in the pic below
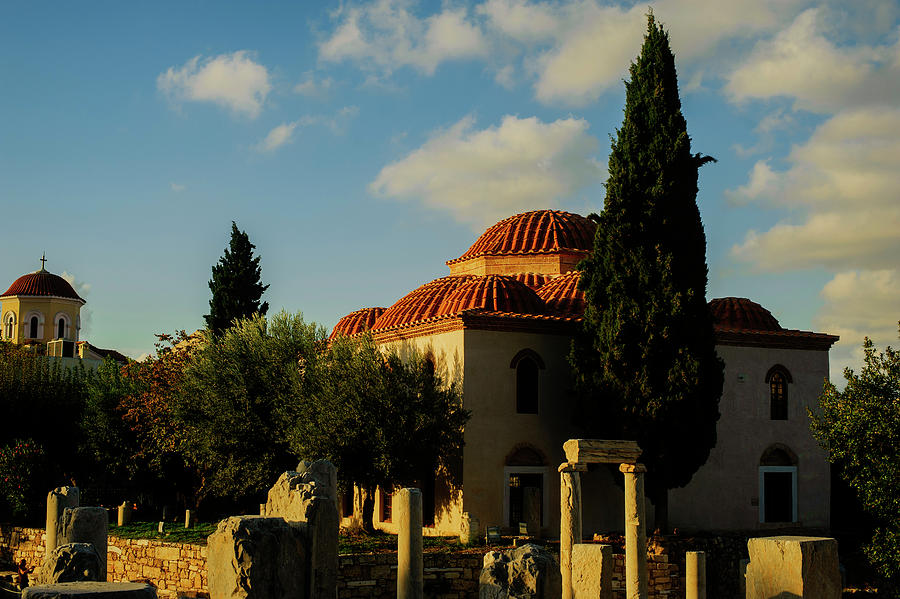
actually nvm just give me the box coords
[1,270,84,302]
[330,307,386,339]
[437,275,545,317]
[536,271,585,315]
[373,275,476,330]
[709,297,781,331]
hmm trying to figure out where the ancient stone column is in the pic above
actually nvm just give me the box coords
[686,551,706,599]
[572,543,613,599]
[396,488,423,599]
[58,507,108,582]
[117,502,131,527]
[619,463,648,599]
[46,486,80,555]
[559,463,584,599]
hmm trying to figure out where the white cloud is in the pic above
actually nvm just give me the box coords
[170,182,186,192]
[730,107,900,271]
[369,114,602,228]
[319,1,488,75]
[294,71,335,97]
[814,269,900,380]
[157,51,271,118]
[61,271,91,336]
[255,107,360,153]
[726,8,900,113]
[257,121,302,152]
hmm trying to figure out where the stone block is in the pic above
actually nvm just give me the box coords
[562,439,641,465]
[58,507,108,582]
[571,544,612,599]
[22,581,156,598]
[480,544,561,599]
[745,536,840,599]
[40,543,103,584]
[46,487,80,555]
[207,516,308,599]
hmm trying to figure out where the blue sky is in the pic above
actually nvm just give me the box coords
[1,1,898,376]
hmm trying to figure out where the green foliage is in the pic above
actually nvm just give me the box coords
[811,330,900,590]
[205,222,270,335]
[0,439,47,520]
[290,335,469,495]
[570,13,724,519]
[174,312,325,507]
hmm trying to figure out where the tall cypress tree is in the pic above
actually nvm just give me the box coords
[570,13,724,529]
[205,222,269,335]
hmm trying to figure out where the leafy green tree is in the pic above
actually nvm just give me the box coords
[811,328,900,590]
[173,312,324,509]
[0,439,48,522]
[205,222,270,335]
[570,12,723,529]
[289,335,469,530]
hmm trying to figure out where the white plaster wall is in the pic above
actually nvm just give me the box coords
[669,344,832,531]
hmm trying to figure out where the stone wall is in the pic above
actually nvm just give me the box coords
[1,526,684,599]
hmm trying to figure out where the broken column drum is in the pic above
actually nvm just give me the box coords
[57,507,109,582]
[45,486,80,555]
[396,488,424,599]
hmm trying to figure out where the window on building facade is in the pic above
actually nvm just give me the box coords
[29,316,38,339]
[380,489,392,523]
[504,444,547,529]
[766,365,792,420]
[57,318,66,339]
[510,349,544,414]
[4,314,13,339]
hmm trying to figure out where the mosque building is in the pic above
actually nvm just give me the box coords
[1,256,127,363]
[331,210,839,536]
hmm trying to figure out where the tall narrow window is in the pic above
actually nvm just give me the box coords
[516,358,539,413]
[29,316,38,339]
[4,314,13,339]
[57,318,66,339]
[767,365,792,420]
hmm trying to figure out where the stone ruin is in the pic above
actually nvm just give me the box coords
[744,536,841,599]
[206,459,339,599]
[480,544,561,599]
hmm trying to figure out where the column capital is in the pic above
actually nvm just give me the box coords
[558,462,589,473]
[619,463,647,473]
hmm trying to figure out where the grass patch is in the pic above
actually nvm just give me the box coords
[110,521,218,545]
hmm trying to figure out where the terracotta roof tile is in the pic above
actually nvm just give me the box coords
[372,275,476,331]
[329,307,386,339]
[437,275,545,317]
[709,297,781,331]
[536,271,585,315]
[1,270,84,302]
[447,210,596,266]
[513,272,551,289]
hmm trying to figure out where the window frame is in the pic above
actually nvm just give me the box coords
[758,465,798,523]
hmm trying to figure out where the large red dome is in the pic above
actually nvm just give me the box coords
[437,275,545,317]
[1,270,84,302]
[709,297,781,331]
[447,210,595,266]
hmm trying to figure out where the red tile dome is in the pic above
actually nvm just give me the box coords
[709,297,781,331]
[447,210,596,265]
[329,307,386,340]
[437,275,545,317]
[1,269,84,302]
[372,275,476,330]
[536,271,585,316]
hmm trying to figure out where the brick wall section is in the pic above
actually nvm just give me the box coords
[1,526,684,599]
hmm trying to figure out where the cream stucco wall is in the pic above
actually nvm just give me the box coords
[1,296,82,344]
[668,344,832,531]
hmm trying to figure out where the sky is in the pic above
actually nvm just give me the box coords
[1,0,898,378]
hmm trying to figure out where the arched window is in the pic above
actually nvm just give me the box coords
[29,316,38,339]
[758,444,798,523]
[766,365,792,420]
[57,318,66,339]
[510,349,545,415]
[3,312,15,340]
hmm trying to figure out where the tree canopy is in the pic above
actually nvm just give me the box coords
[205,222,269,335]
[811,328,900,590]
[570,12,723,528]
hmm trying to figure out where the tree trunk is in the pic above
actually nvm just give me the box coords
[652,487,669,534]
[362,487,376,533]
